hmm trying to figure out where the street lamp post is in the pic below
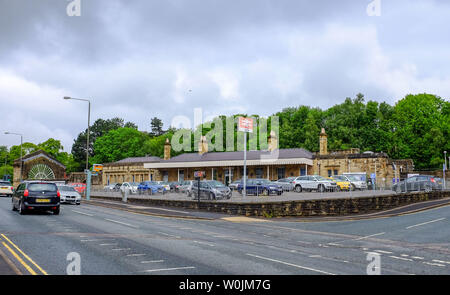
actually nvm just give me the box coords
[444,151,447,190]
[64,96,91,200]
[64,97,91,170]
[5,132,23,183]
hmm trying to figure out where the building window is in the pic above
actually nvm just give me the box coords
[300,168,306,176]
[212,169,218,181]
[179,170,185,182]
[328,170,332,177]
[162,171,168,182]
[334,169,338,176]
[240,168,249,177]
[277,167,285,180]
[255,168,264,178]
[132,175,135,183]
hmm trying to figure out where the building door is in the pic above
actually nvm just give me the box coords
[163,171,168,182]
[179,170,184,182]
[224,168,233,186]
[277,167,286,180]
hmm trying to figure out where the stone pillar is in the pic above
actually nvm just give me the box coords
[319,128,328,156]
[164,138,171,160]
[198,136,208,155]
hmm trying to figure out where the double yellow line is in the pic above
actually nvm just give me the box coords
[0,234,48,275]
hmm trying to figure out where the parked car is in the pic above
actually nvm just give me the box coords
[104,183,122,192]
[137,181,166,194]
[69,183,87,194]
[179,180,195,194]
[292,175,338,193]
[342,173,368,190]
[273,177,296,191]
[120,182,139,194]
[228,180,241,191]
[330,176,352,191]
[189,180,232,200]
[392,175,442,193]
[12,181,60,215]
[58,185,81,205]
[237,179,283,196]
[156,181,171,191]
[169,181,182,192]
[0,180,14,197]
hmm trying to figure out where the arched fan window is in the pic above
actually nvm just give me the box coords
[28,164,56,180]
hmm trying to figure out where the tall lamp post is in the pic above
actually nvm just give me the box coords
[64,96,91,200]
[5,132,23,183]
[444,151,447,190]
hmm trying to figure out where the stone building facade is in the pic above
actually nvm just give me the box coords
[12,150,66,186]
[100,129,414,187]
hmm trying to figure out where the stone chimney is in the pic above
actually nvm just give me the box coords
[268,130,278,152]
[164,138,171,160]
[198,136,208,155]
[319,128,328,155]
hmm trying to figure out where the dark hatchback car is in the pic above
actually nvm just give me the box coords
[12,181,60,215]
[392,175,442,193]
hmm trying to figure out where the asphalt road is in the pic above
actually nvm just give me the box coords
[0,196,449,275]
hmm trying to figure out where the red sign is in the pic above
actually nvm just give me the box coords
[238,117,254,133]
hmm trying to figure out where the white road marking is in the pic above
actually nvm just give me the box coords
[432,259,450,264]
[81,239,114,242]
[423,262,445,267]
[327,243,342,246]
[100,243,118,246]
[158,232,181,239]
[112,248,132,251]
[141,260,164,264]
[400,254,410,257]
[406,218,446,229]
[246,253,336,275]
[412,256,424,260]
[353,232,385,241]
[104,218,139,229]
[142,266,196,273]
[373,250,393,254]
[72,210,94,217]
[127,254,146,257]
[389,256,413,262]
[192,241,215,247]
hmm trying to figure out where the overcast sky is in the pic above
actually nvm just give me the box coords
[0,0,449,152]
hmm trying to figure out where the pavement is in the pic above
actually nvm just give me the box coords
[0,196,449,275]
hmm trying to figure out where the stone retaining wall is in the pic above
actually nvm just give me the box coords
[91,190,450,217]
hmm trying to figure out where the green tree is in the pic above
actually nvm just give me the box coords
[150,117,164,137]
[91,128,149,164]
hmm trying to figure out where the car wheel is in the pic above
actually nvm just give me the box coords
[351,184,356,191]
[263,189,269,196]
[19,202,27,215]
[209,193,215,200]
[318,185,325,193]
[12,200,17,211]
[424,186,432,192]
[295,185,302,193]
[396,186,401,193]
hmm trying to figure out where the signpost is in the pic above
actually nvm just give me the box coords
[194,171,205,208]
[238,117,254,198]
[85,169,91,201]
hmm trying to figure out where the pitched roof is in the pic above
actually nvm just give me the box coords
[13,150,66,169]
[104,156,161,166]
[166,148,313,163]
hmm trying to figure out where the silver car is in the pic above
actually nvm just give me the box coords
[190,180,232,200]
[292,175,338,192]
[179,180,195,194]
[58,185,81,205]
[273,177,296,191]
[228,180,241,191]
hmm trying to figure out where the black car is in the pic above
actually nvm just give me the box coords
[12,181,61,215]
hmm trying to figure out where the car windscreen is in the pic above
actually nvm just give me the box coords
[208,181,226,188]
[315,176,329,181]
[347,176,360,181]
[0,182,11,186]
[28,183,57,192]
[59,186,77,192]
